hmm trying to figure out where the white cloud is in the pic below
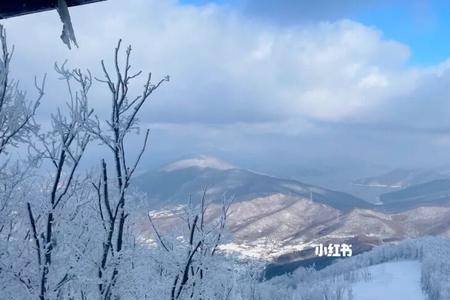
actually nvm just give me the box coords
[0,0,447,138]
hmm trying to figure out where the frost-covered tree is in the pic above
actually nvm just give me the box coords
[0,22,44,239]
[24,62,92,300]
[86,39,168,300]
[0,25,43,158]
[0,24,45,299]
[0,66,92,300]
[148,190,233,300]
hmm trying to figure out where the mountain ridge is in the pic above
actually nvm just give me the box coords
[135,155,373,212]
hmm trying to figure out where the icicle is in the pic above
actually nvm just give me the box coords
[57,0,79,49]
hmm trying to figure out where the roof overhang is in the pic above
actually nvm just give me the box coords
[0,0,106,19]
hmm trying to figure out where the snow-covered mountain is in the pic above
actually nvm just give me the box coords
[135,156,450,275]
[134,155,372,211]
[160,155,235,172]
[263,203,450,277]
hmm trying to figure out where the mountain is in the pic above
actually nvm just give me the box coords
[134,155,373,211]
[134,156,450,276]
[265,204,450,275]
[351,168,450,205]
[380,179,450,210]
[352,168,449,189]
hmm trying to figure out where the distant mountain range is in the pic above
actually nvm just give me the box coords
[352,168,450,189]
[134,156,450,275]
[380,179,450,210]
[353,168,450,210]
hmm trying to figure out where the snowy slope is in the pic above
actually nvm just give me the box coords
[352,261,425,300]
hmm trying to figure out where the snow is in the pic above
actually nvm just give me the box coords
[351,261,425,300]
[161,155,235,172]
[219,240,309,260]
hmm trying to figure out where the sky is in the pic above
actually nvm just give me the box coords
[3,0,450,181]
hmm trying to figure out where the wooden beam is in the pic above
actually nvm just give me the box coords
[0,0,107,19]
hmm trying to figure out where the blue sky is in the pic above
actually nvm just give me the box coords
[180,0,450,65]
[356,1,450,65]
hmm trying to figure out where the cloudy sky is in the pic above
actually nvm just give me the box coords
[3,0,450,178]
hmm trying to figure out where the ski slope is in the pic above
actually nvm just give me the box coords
[352,260,425,300]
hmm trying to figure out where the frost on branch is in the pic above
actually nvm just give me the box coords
[0,24,44,157]
[86,39,168,299]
